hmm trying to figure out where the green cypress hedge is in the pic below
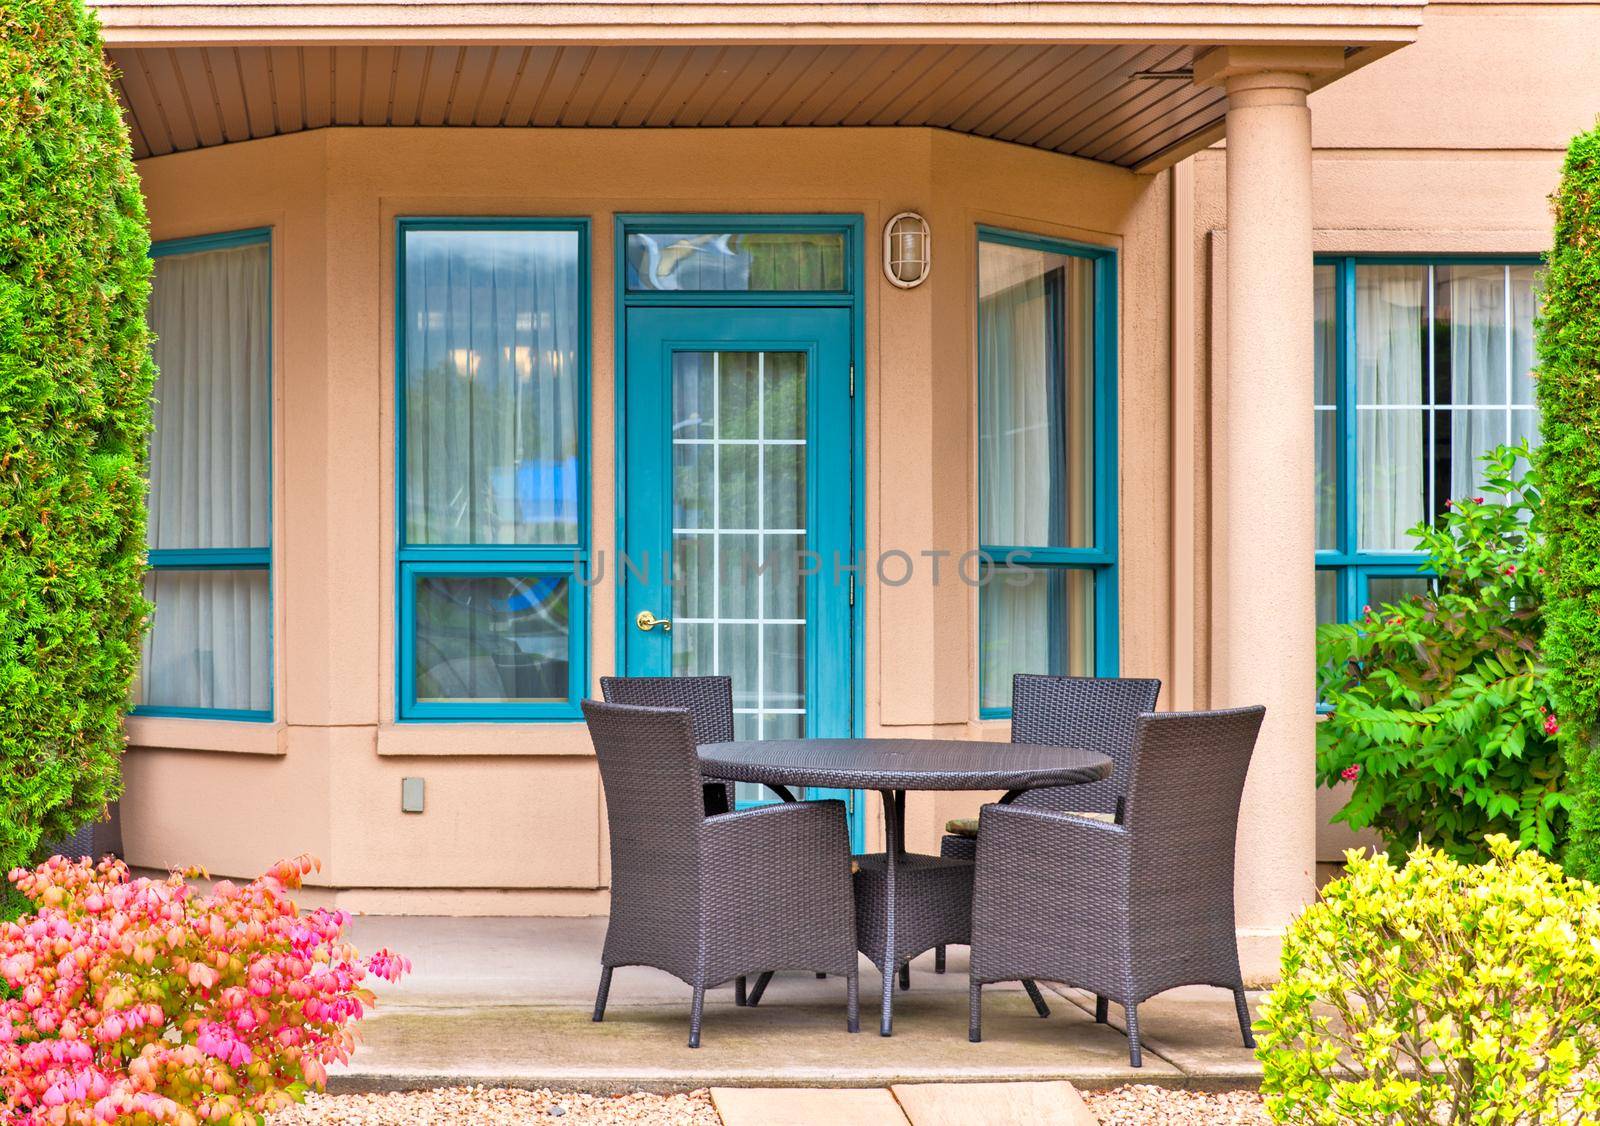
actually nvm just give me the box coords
[0,0,153,875]
[1537,122,1600,881]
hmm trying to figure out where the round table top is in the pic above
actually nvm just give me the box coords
[698,737,1113,792]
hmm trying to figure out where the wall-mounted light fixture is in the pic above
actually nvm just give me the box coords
[883,212,931,289]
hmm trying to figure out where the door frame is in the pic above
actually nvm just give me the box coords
[611,213,868,772]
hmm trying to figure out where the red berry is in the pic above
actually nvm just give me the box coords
[1340,764,1361,782]
[1545,716,1560,736]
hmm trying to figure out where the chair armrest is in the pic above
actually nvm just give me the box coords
[979,801,1129,843]
[974,802,1131,897]
[701,799,852,870]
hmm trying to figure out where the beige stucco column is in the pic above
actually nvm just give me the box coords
[1195,46,1343,981]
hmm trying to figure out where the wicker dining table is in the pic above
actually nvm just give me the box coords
[698,737,1113,1036]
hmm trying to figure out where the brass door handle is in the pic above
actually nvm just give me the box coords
[635,610,672,633]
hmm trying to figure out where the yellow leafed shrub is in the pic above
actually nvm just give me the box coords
[1258,836,1600,1124]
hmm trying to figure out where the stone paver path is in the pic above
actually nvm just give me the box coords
[711,1081,1096,1125]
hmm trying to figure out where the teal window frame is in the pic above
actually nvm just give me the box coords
[136,227,275,723]
[394,217,592,722]
[975,226,1120,720]
[1315,254,1541,626]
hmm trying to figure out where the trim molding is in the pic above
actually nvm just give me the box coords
[94,1,1429,47]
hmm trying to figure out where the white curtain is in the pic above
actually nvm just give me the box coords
[140,241,271,712]
[979,571,1094,711]
[976,242,1096,704]
[140,571,271,711]
[977,247,1094,549]
[1313,265,1338,548]
[403,229,581,546]
[1442,265,1509,500]
[1356,265,1426,550]
[1509,266,1539,472]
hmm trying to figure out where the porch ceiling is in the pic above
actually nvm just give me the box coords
[111,42,1243,170]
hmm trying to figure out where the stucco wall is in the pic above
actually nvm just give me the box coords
[1188,1,1599,861]
[124,126,1172,910]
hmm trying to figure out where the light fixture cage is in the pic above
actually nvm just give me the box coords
[883,212,931,289]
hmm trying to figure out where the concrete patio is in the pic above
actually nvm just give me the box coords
[340,916,1266,1094]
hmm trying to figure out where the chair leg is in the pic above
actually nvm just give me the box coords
[688,986,705,1049]
[592,966,613,1023]
[1233,987,1256,1049]
[1021,979,1051,1018]
[846,971,860,1034]
[935,945,946,974]
[968,980,983,1043]
[1094,995,1108,1024]
[1126,1002,1142,1068]
[746,971,774,1007]
[734,976,747,1007]
[899,962,911,991]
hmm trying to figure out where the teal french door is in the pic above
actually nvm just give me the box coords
[622,305,861,844]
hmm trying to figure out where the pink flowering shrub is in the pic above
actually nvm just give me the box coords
[0,854,408,1125]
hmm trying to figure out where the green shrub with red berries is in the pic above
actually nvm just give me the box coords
[1316,443,1568,863]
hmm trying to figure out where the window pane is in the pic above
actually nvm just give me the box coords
[1510,266,1537,407]
[403,228,581,546]
[1358,408,1426,550]
[1367,574,1430,607]
[977,240,1096,548]
[1444,409,1507,502]
[1511,408,1540,474]
[413,574,570,703]
[1437,265,1508,407]
[1315,408,1337,550]
[670,350,809,741]
[979,568,1095,711]
[1314,263,1338,406]
[1356,265,1427,406]
[138,570,270,712]
[147,241,271,551]
[1316,570,1338,627]
[625,231,845,292]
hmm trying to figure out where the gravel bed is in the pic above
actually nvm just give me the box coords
[269,1087,720,1125]
[1084,1085,1271,1125]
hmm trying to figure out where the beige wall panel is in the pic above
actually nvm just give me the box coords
[121,736,332,879]
[1312,154,1563,240]
[328,751,603,888]
[1310,4,1600,153]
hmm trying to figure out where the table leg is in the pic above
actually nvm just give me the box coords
[768,784,799,803]
[878,788,902,1037]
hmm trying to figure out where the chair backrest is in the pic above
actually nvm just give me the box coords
[1009,674,1162,817]
[599,676,737,812]
[581,700,709,884]
[1122,706,1265,880]
[599,676,735,745]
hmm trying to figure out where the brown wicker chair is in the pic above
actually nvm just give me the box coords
[966,705,1265,1067]
[600,675,737,815]
[582,699,860,1048]
[934,675,1161,974]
